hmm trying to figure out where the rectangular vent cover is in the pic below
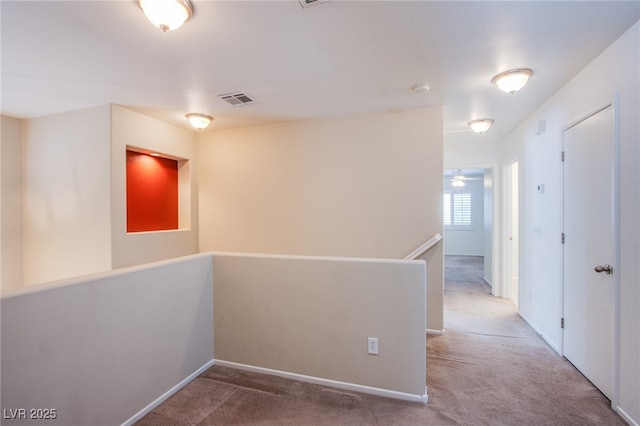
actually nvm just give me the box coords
[218,92,255,107]
[298,0,331,8]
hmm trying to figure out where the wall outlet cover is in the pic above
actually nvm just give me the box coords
[368,337,379,355]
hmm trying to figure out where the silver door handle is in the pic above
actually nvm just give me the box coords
[594,264,612,274]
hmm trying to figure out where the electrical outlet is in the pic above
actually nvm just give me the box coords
[368,337,379,355]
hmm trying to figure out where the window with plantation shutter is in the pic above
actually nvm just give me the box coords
[443,193,452,226]
[443,191,473,229]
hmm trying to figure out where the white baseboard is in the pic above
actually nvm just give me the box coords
[616,405,639,426]
[426,329,445,335]
[541,334,561,355]
[121,359,215,426]
[215,359,428,404]
[518,312,562,355]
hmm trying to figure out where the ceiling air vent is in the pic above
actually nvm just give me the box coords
[218,92,255,107]
[298,0,331,8]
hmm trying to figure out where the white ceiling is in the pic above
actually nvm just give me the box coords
[2,1,638,143]
[444,168,484,178]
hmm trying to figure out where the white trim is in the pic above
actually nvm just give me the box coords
[210,250,423,266]
[426,328,445,335]
[615,406,639,426]
[404,233,443,260]
[560,120,566,357]
[490,164,502,299]
[215,360,428,404]
[121,359,215,426]
[518,312,562,355]
[501,159,519,302]
[611,95,621,413]
[564,101,615,131]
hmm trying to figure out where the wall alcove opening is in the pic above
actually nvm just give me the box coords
[126,148,191,233]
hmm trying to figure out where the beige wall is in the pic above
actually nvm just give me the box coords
[110,105,199,269]
[17,105,199,283]
[445,139,502,170]
[22,106,112,285]
[212,252,426,398]
[1,253,214,426]
[1,250,424,424]
[1,116,23,291]
[197,107,444,330]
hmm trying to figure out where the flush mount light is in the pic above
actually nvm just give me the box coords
[412,84,430,94]
[491,68,533,94]
[186,113,213,129]
[468,119,494,134]
[138,0,193,32]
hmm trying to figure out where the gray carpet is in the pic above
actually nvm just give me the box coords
[136,255,624,425]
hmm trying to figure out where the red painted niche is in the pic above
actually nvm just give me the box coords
[126,150,178,232]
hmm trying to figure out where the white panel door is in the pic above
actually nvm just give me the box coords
[563,105,615,400]
[504,161,519,306]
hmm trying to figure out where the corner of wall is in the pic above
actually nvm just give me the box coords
[1,115,24,291]
[110,106,199,269]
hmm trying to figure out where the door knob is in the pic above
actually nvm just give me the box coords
[594,264,612,274]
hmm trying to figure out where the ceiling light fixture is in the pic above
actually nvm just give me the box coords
[451,179,466,188]
[468,119,494,134]
[412,84,430,94]
[453,171,465,181]
[491,68,533,94]
[451,169,466,187]
[138,0,193,32]
[186,113,213,129]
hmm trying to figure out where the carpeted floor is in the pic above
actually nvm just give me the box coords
[136,255,624,425]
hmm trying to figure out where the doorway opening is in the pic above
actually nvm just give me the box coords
[443,168,494,291]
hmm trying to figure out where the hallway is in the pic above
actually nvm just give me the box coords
[426,255,624,424]
[136,256,624,425]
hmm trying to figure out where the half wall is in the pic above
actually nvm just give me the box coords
[212,252,427,400]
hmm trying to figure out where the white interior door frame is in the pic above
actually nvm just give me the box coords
[443,163,501,296]
[562,96,620,408]
[502,159,519,303]
[488,165,501,297]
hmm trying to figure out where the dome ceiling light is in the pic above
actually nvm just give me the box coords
[468,119,494,134]
[138,0,194,32]
[186,113,213,129]
[491,68,533,94]
[412,84,430,94]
